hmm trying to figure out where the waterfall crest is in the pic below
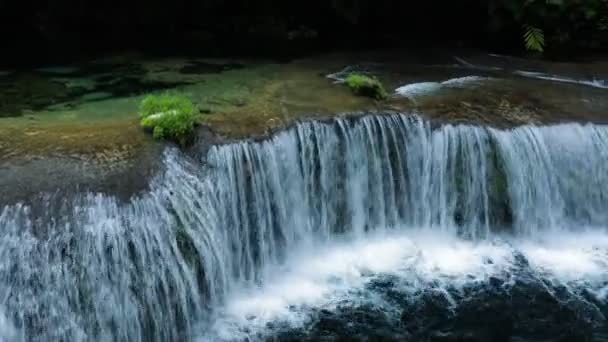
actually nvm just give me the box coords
[0,113,607,341]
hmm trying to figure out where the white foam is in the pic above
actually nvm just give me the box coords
[395,82,442,97]
[518,231,608,281]
[454,57,608,88]
[395,76,490,98]
[202,228,608,341]
[207,234,413,339]
[441,76,489,86]
[204,231,517,340]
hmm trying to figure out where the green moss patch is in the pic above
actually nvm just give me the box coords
[345,73,388,100]
[139,94,195,146]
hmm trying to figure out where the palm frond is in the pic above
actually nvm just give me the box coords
[523,25,545,52]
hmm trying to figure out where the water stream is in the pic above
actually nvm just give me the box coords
[1,113,607,341]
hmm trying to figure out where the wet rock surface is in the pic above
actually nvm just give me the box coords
[0,142,164,205]
[0,124,221,206]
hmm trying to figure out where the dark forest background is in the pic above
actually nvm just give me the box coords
[0,0,606,66]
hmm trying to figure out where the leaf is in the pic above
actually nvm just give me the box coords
[523,25,545,52]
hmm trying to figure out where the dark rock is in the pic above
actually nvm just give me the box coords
[489,276,503,288]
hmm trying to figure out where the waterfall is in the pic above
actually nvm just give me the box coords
[209,114,608,240]
[0,113,607,341]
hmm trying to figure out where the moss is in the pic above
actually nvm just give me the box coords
[138,94,195,146]
[139,93,194,119]
[344,73,387,100]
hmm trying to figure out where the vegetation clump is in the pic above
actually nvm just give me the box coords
[139,93,195,146]
[344,73,387,100]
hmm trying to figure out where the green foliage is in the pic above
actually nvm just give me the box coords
[139,94,196,146]
[152,126,165,139]
[492,0,608,53]
[344,73,387,100]
[139,93,194,120]
[523,25,545,52]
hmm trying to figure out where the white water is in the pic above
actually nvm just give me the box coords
[0,113,607,341]
[452,56,608,89]
[395,76,490,99]
[204,230,608,341]
[204,230,510,340]
[514,70,608,89]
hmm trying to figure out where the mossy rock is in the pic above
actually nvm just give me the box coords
[345,73,388,100]
[139,94,195,146]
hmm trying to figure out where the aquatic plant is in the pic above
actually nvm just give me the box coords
[139,94,195,146]
[344,73,387,100]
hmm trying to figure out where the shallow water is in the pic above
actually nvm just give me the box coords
[0,58,245,118]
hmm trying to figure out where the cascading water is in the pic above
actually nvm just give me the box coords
[0,113,607,341]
